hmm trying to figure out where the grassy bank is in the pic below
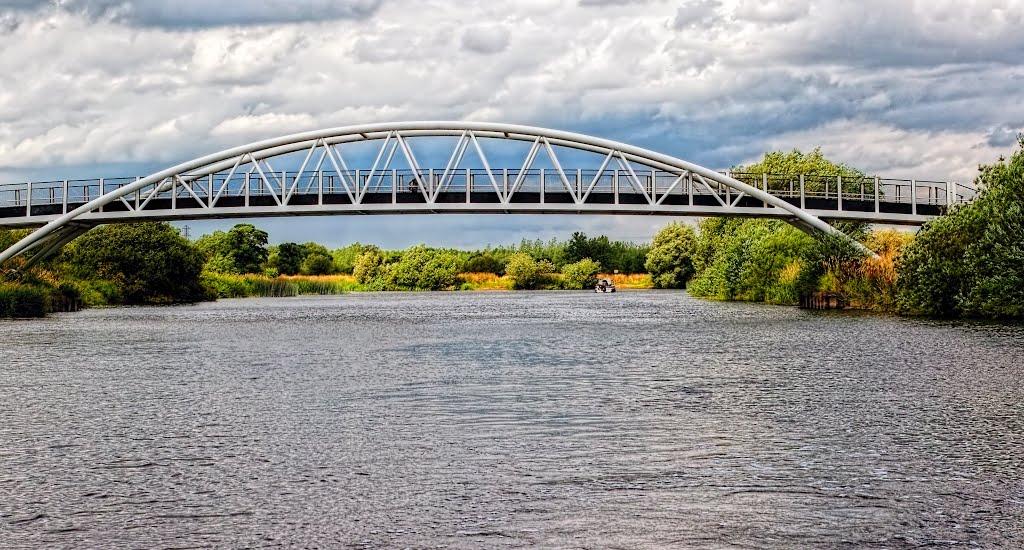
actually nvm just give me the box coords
[201,273,360,298]
[202,271,656,297]
[0,283,50,318]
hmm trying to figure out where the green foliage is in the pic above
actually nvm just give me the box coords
[898,136,1024,318]
[688,218,818,303]
[1,229,31,264]
[267,242,306,275]
[562,232,648,273]
[357,245,464,290]
[201,272,361,299]
[195,224,269,274]
[61,222,211,304]
[734,147,863,178]
[332,243,376,274]
[0,283,49,317]
[464,253,505,274]
[299,242,335,275]
[505,252,555,290]
[644,222,697,289]
[353,248,384,284]
[561,258,602,289]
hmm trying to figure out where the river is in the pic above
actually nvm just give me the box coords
[1,292,1022,548]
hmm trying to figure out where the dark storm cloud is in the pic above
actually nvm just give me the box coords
[0,0,383,27]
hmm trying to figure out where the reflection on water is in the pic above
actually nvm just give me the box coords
[1,292,1023,548]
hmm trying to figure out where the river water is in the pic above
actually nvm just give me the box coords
[1,292,1023,548]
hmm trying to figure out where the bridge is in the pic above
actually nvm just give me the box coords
[0,121,973,268]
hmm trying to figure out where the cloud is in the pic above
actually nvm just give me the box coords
[985,124,1023,148]
[2,0,1023,245]
[461,25,510,55]
[732,0,808,24]
[671,0,722,29]
[0,0,383,27]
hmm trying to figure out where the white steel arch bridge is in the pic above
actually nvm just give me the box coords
[0,121,973,269]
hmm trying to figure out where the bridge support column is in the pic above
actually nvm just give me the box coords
[837,175,842,212]
[911,179,917,216]
[875,176,880,213]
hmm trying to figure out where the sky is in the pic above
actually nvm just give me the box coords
[1,0,1022,248]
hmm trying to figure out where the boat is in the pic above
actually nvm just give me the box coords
[594,278,616,293]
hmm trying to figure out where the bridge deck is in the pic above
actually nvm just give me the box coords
[0,169,969,229]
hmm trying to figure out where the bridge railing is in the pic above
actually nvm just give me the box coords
[0,169,975,220]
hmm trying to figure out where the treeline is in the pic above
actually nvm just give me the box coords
[654,141,1024,319]
[4,141,1021,319]
[1,222,213,316]
[195,227,650,292]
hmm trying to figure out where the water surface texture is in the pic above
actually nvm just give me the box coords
[2,292,1023,548]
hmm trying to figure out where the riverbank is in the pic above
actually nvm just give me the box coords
[201,272,654,298]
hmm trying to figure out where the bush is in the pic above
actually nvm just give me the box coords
[644,222,697,289]
[897,136,1024,318]
[367,245,463,291]
[561,258,602,289]
[464,253,504,275]
[505,252,555,290]
[0,283,49,317]
[61,222,211,304]
[353,249,385,284]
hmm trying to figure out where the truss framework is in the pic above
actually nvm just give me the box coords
[2,121,964,264]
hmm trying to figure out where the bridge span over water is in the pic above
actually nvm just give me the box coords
[0,121,973,267]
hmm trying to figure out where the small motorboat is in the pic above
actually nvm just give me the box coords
[594,278,616,293]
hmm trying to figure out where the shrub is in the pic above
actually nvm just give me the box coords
[561,258,602,289]
[645,222,698,289]
[897,136,1024,318]
[0,283,49,317]
[505,252,555,290]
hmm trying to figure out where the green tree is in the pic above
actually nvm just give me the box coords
[464,253,504,274]
[734,147,867,196]
[735,148,863,177]
[561,258,602,289]
[299,242,335,275]
[195,223,269,274]
[898,136,1024,318]
[353,248,385,284]
[268,242,307,275]
[364,245,464,290]
[644,222,698,289]
[332,243,375,274]
[61,222,210,304]
[505,252,554,290]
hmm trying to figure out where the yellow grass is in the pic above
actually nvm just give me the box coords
[458,272,513,290]
[275,274,359,284]
[599,273,652,289]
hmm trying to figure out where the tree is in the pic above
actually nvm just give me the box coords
[268,242,306,275]
[195,223,269,274]
[644,222,697,289]
[505,252,553,290]
[333,243,375,274]
[898,136,1024,318]
[61,222,210,304]
[561,258,602,289]
[734,147,867,196]
[563,232,614,267]
[353,248,384,284]
[734,148,863,177]
[299,242,335,275]
[464,253,504,274]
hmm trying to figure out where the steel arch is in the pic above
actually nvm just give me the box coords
[0,121,869,265]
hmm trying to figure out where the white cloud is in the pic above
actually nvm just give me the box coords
[1,0,1022,245]
[461,25,510,55]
